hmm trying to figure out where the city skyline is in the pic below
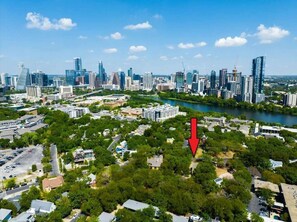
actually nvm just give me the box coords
[0,0,297,75]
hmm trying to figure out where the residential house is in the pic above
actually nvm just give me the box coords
[28,200,56,215]
[123,199,159,217]
[42,176,64,192]
[147,155,163,170]
[98,212,116,222]
[270,159,283,170]
[10,212,35,222]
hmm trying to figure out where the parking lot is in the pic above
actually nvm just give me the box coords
[0,146,44,181]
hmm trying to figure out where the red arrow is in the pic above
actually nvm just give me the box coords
[188,118,200,157]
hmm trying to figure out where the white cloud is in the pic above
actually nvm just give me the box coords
[178,42,207,49]
[124,21,152,30]
[178,43,195,49]
[104,48,117,53]
[160,56,168,61]
[110,32,123,40]
[153,14,163,19]
[215,36,247,47]
[256,24,290,44]
[26,12,76,30]
[88,49,94,53]
[98,35,109,40]
[196,41,207,47]
[167,45,175,50]
[194,54,203,59]
[129,45,147,53]
[127,55,139,60]
[78,35,88,39]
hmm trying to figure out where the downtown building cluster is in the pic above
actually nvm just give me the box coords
[0,55,271,105]
[174,56,266,104]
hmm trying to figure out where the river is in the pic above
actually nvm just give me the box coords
[157,98,297,126]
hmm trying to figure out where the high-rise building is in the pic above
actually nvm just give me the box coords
[32,71,48,86]
[210,70,216,89]
[241,76,253,103]
[192,70,199,83]
[227,81,237,95]
[65,70,77,86]
[128,68,133,78]
[119,72,125,90]
[175,72,184,90]
[74,57,82,71]
[252,56,265,102]
[16,65,30,90]
[125,76,132,90]
[143,72,153,90]
[186,72,193,85]
[96,61,106,86]
[89,72,96,89]
[11,75,18,88]
[219,69,227,88]
[283,93,297,107]
[26,86,41,98]
[0,73,9,86]
[111,72,120,85]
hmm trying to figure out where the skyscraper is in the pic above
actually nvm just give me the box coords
[97,61,106,86]
[125,76,132,90]
[66,70,77,86]
[219,69,227,88]
[192,70,199,83]
[111,72,120,85]
[16,65,30,90]
[143,72,153,90]
[210,70,216,89]
[89,72,96,89]
[241,76,253,103]
[186,72,193,85]
[119,71,125,90]
[128,67,133,78]
[175,72,184,90]
[252,56,265,102]
[74,57,82,71]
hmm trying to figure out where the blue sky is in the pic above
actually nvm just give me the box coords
[0,0,296,75]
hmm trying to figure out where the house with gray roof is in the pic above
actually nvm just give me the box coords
[10,212,35,222]
[28,199,56,215]
[98,212,116,222]
[123,199,159,217]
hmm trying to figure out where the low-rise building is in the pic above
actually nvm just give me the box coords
[42,176,64,192]
[73,148,95,163]
[98,212,116,222]
[254,179,280,194]
[142,104,184,122]
[29,199,56,215]
[10,212,35,222]
[147,155,163,169]
[123,199,159,216]
[280,183,297,222]
[270,159,283,170]
[0,208,12,221]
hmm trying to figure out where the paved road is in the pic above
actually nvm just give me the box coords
[107,135,121,152]
[50,144,60,176]
[5,182,38,196]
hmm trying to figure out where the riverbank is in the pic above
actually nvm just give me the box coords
[158,92,297,117]
[156,97,297,126]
